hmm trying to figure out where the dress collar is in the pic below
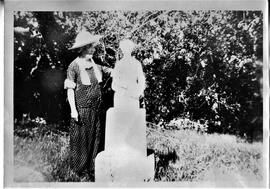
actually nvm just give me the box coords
[77,57,94,69]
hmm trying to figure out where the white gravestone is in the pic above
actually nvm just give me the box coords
[95,40,155,182]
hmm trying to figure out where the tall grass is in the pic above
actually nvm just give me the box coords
[147,128,263,186]
[14,133,85,182]
[14,123,263,185]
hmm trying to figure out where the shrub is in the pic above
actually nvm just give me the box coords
[14,11,263,138]
[166,117,208,133]
[14,117,68,138]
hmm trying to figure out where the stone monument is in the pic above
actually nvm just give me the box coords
[95,40,155,182]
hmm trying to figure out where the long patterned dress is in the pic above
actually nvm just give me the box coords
[65,58,102,176]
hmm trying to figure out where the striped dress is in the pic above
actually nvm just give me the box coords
[65,58,102,176]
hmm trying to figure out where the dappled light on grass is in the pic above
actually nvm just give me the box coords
[147,126,263,184]
[14,121,263,185]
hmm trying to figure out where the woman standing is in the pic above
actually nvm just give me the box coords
[64,30,103,180]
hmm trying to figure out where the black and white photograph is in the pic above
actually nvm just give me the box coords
[3,0,269,187]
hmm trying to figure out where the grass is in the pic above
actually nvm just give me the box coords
[14,133,75,182]
[13,122,264,186]
[147,128,263,185]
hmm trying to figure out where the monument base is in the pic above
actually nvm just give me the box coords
[95,107,155,182]
[96,149,155,182]
[104,107,147,154]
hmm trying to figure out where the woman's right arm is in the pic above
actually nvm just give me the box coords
[65,61,78,121]
[67,88,78,121]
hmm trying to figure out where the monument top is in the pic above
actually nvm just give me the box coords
[119,39,137,55]
[112,39,145,105]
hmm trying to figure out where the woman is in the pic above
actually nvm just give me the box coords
[64,30,103,180]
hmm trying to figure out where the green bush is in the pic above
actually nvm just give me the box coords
[14,116,68,138]
[14,11,263,138]
[166,117,208,133]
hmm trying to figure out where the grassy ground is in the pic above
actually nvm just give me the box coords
[147,127,264,186]
[14,123,264,186]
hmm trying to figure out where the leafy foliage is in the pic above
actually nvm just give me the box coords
[14,10,263,138]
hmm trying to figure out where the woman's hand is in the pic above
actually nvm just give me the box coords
[67,88,79,122]
[71,110,79,122]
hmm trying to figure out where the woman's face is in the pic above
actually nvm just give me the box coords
[86,44,95,55]
[81,44,95,56]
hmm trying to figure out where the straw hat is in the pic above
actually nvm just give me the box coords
[69,30,102,50]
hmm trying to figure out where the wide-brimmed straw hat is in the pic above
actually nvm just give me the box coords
[69,30,102,50]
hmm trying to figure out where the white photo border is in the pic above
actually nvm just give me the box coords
[4,0,269,188]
